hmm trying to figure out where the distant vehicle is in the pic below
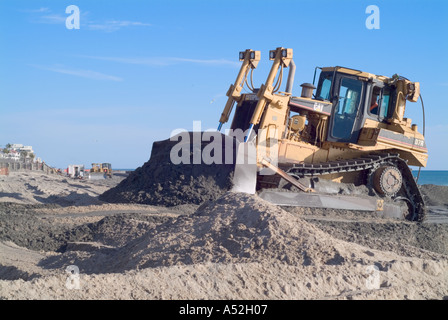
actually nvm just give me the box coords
[67,164,85,179]
[89,163,112,180]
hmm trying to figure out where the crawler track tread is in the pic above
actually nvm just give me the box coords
[276,153,426,221]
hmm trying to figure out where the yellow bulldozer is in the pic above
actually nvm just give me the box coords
[89,163,112,180]
[216,47,427,221]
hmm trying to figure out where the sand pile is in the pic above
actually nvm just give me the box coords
[2,191,448,300]
[102,192,355,272]
[39,193,447,275]
[99,132,237,206]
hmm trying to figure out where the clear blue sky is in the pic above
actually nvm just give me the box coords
[1,0,447,169]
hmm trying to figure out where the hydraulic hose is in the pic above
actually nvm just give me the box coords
[272,66,283,93]
[416,93,426,183]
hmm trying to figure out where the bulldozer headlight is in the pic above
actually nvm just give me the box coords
[239,52,245,61]
[269,50,276,60]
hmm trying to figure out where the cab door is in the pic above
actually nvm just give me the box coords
[327,75,365,143]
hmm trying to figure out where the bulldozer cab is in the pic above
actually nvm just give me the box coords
[315,67,395,144]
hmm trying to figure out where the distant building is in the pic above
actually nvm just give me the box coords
[10,144,34,154]
[21,146,34,153]
[1,143,35,161]
[0,150,21,161]
[8,150,21,161]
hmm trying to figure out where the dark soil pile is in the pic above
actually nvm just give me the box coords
[420,184,448,207]
[307,218,448,257]
[0,203,69,252]
[99,132,237,207]
[60,214,171,249]
[0,203,170,252]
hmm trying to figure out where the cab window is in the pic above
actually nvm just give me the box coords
[369,85,392,119]
[370,87,381,115]
[379,87,391,118]
[336,78,362,116]
[316,72,332,101]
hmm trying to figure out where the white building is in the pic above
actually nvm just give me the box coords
[20,146,34,153]
[10,144,34,154]
[2,143,35,161]
[0,150,21,161]
[8,151,21,161]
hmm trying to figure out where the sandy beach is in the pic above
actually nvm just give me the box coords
[0,170,447,300]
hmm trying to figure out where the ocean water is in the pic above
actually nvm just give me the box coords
[412,170,448,186]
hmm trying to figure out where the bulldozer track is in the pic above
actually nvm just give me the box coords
[288,153,397,176]
[272,153,425,222]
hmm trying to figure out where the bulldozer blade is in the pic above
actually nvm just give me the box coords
[258,190,405,219]
[231,141,257,194]
[89,172,106,180]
